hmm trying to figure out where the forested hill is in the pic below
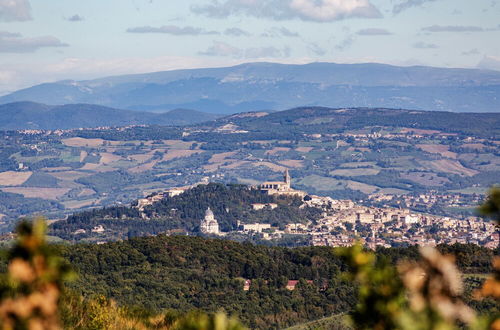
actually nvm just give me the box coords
[49,183,322,242]
[47,236,495,329]
[208,107,500,139]
[0,102,220,130]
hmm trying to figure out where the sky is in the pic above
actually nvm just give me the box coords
[0,0,499,94]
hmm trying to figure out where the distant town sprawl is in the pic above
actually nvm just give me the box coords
[0,107,498,240]
[130,171,498,250]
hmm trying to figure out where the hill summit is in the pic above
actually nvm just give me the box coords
[0,102,220,130]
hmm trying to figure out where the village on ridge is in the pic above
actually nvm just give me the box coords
[133,170,498,250]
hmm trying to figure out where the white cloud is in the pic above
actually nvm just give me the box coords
[192,0,382,22]
[357,28,392,35]
[413,41,438,49]
[199,41,290,58]
[422,25,484,32]
[127,25,219,35]
[224,27,251,36]
[335,35,355,51]
[0,32,68,53]
[307,42,327,56]
[261,27,299,37]
[0,69,15,85]
[0,0,31,22]
[0,30,21,38]
[462,48,480,56]
[66,14,84,22]
[392,0,436,14]
[245,45,290,58]
[199,41,242,57]
[289,0,381,21]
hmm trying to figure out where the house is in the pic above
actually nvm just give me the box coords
[251,203,278,210]
[242,223,272,233]
[91,225,105,233]
[286,280,314,290]
[285,223,308,233]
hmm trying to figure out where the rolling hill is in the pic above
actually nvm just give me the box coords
[0,102,221,130]
[1,62,500,113]
[0,106,498,225]
[213,107,500,139]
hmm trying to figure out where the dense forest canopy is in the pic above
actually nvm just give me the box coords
[4,236,490,329]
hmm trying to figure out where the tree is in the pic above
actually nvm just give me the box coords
[0,218,73,329]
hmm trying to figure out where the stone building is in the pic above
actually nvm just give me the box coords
[200,207,220,234]
[258,170,306,197]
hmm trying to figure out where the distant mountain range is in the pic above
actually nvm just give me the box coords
[1,62,500,113]
[0,102,220,130]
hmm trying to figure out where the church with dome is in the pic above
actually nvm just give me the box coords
[200,207,220,234]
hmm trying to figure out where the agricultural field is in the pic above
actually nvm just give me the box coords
[0,107,498,229]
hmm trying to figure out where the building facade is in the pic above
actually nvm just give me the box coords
[200,207,220,234]
[258,169,306,197]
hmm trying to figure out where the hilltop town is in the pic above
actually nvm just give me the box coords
[127,170,498,250]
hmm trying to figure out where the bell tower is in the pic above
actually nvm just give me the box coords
[284,169,291,189]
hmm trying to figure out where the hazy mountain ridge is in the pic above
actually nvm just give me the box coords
[2,62,500,113]
[79,62,500,87]
[0,102,221,130]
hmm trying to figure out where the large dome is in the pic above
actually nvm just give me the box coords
[205,207,214,219]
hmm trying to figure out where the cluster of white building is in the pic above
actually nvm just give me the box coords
[304,194,497,249]
[131,171,497,249]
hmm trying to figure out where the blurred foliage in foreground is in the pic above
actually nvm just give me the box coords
[0,218,246,330]
[0,218,72,329]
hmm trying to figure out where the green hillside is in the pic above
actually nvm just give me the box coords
[0,106,498,226]
[0,102,220,130]
[49,183,321,242]
[52,236,493,329]
[58,235,357,329]
[212,107,500,139]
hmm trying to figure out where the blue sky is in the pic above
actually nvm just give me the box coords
[0,0,499,94]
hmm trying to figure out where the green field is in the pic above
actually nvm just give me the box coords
[0,107,498,226]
